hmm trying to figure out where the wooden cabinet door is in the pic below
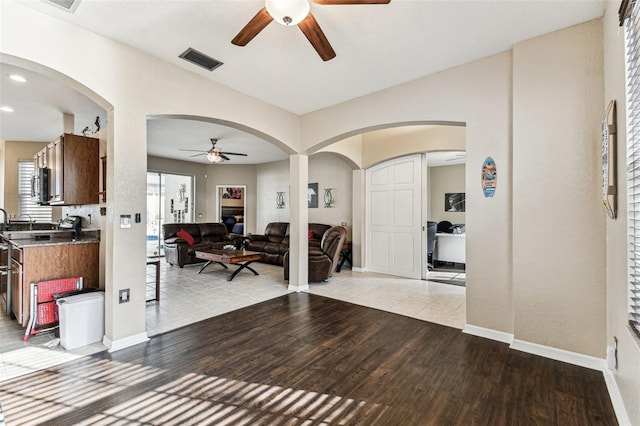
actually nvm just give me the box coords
[62,134,99,205]
[48,134,99,206]
[11,258,23,325]
[49,138,63,203]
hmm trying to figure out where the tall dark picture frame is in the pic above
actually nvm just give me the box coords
[308,183,318,208]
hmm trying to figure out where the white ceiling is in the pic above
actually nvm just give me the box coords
[146,117,289,165]
[0,0,606,164]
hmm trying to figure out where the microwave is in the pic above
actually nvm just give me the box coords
[31,167,49,205]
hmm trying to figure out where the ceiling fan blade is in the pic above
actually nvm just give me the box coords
[312,0,390,4]
[231,8,273,46]
[189,153,207,157]
[298,13,336,61]
[220,151,248,156]
[179,149,207,152]
[219,154,231,161]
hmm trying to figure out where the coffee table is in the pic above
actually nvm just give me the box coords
[195,249,261,281]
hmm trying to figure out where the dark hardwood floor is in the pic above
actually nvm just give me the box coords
[0,293,617,425]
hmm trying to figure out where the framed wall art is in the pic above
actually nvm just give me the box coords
[308,183,318,208]
[445,193,465,212]
[481,157,496,198]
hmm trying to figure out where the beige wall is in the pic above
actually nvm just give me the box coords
[317,134,362,168]
[512,20,605,357]
[604,1,640,423]
[147,156,258,234]
[308,153,353,235]
[2,1,301,345]
[361,125,466,169]
[0,140,5,206]
[255,154,353,235]
[256,159,290,232]
[3,3,639,422]
[303,51,514,336]
[428,164,466,225]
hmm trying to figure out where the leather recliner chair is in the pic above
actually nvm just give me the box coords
[243,222,331,266]
[283,226,347,283]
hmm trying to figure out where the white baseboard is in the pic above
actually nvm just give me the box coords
[103,332,149,352]
[463,324,513,344]
[288,284,309,292]
[351,267,365,273]
[603,369,632,425]
[510,339,606,371]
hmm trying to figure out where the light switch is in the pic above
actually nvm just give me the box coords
[120,215,131,229]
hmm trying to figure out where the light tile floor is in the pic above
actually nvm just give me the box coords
[306,268,466,329]
[0,261,465,381]
[144,260,293,336]
[146,261,466,335]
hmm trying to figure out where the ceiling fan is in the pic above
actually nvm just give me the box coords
[231,0,390,61]
[179,138,248,163]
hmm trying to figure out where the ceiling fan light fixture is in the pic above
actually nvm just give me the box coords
[207,151,223,163]
[265,0,310,26]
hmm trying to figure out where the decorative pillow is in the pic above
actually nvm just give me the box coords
[308,231,314,239]
[176,229,195,246]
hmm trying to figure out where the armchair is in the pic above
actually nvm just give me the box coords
[284,226,347,283]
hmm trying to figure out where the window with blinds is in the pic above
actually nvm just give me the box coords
[18,160,52,222]
[623,0,640,338]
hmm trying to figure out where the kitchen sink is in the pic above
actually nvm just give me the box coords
[2,221,58,232]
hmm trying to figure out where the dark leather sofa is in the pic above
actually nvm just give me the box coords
[284,225,347,282]
[243,222,330,266]
[163,222,239,268]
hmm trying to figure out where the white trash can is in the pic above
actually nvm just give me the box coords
[57,291,105,350]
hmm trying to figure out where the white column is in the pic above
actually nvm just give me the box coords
[288,154,309,291]
[102,107,149,351]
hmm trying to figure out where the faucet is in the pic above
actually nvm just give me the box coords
[18,214,33,230]
[0,208,8,232]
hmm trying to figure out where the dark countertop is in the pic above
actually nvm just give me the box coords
[9,237,100,248]
[1,229,101,248]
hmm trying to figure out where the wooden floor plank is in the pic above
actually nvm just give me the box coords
[0,293,617,425]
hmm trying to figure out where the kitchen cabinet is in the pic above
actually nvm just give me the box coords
[34,133,100,206]
[11,257,22,324]
[9,241,99,327]
[0,243,7,294]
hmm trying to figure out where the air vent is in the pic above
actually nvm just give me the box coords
[179,48,224,71]
[44,0,81,12]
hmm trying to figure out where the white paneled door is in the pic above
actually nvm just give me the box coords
[366,155,422,279]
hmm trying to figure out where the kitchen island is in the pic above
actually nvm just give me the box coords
[1,229,100,327]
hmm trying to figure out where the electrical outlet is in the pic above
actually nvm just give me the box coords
[119,289,130,304]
